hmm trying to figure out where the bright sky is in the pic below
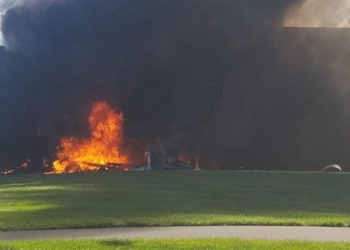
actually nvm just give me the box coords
[284,0,350,28]
[0,16,4,46]
[0,1,5,46]
[0,0,16,46]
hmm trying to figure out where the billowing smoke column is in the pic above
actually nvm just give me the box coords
[284,0,350,27]
[2,0,350,171]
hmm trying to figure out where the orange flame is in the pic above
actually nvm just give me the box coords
[52,102,129,173]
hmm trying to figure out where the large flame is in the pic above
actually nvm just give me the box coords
[52,102,129,173]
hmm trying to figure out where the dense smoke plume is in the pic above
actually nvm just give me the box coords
[2,0,350,170]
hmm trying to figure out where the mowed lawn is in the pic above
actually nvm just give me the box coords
[2,239,350,250]
[1,171,350,230]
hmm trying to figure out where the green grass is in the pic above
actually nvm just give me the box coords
[1,171,350,230]
[1,239,350,250]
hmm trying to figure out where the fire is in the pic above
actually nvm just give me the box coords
[52,102,129,173]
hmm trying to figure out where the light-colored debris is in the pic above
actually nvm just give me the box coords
[321,164,343,172]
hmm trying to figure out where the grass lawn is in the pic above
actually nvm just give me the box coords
[1,239,350,250]
[1,171,350,230]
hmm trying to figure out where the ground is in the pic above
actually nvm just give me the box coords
[2,239,350,250]
[1,171,350,230]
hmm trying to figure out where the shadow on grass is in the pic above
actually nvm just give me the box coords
[98,240,133,247]
[0,246,18,250]
[2,171,350,230]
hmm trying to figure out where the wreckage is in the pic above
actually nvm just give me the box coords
[0,102,198,175]
[135,141,195,171]
[321,164,343,172]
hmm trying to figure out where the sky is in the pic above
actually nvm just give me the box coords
[0,2,4,46]
[0,32,3,46]
[2,0,350,170]
[0,0,15,46]
[284,0,350,27]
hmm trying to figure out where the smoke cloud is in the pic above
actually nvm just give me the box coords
[284,0,350,27]
[283,0,350,97]
[3,0,350,171]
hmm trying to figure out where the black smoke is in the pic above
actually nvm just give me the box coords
[1,0,349,170]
